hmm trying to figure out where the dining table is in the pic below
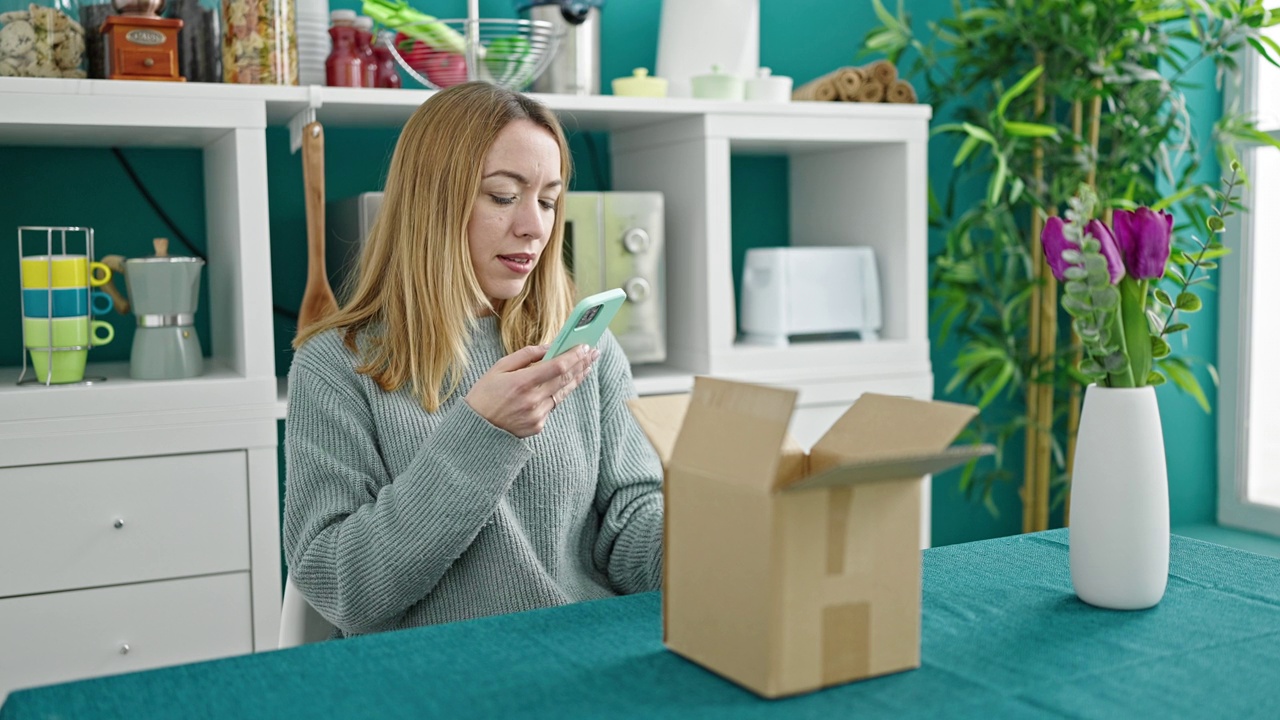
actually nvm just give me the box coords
[2,529,1279,719]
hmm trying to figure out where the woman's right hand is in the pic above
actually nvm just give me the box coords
[464,344,600,438]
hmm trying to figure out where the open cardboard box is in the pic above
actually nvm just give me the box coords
[627,377,990,699]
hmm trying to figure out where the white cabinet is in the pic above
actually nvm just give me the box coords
[0,78,934,692]
[0,79,282,700]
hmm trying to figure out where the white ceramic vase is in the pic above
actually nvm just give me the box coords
[1069,384,1170,610]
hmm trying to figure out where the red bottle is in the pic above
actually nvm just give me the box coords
[326,10,364,87]
[354,16,379,89]
[372,30,401,89]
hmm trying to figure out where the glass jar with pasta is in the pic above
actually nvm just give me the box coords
[222,0,296,84]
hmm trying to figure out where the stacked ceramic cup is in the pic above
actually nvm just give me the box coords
[297,0,331,85]
[20,253,116,385]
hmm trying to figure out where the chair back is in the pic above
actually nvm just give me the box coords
[279,573,336,648]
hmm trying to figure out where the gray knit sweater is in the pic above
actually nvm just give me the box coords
[283,317,664,636]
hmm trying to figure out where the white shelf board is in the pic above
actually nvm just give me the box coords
[631,364,694,397]
[640,369,934,408]
[0,78,932,135]
[319,88,931,132]
[0,361,276,425]
[314,88,933,134]
[0,407,278,467]
[0,81,265,147]
[759,371,934,407]
[712,338,931,379]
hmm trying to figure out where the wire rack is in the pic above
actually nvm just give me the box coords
[16,226,108,387]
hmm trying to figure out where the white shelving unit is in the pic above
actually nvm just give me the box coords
[0,77,934,694]
[0,81,281,701]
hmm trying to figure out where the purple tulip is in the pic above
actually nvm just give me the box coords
[1113,208,1173,280]
[1085,219,1126,285]
[1040,216,1072,281]
[1040,216,1125,284]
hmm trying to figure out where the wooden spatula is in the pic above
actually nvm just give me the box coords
[296,120,339,337]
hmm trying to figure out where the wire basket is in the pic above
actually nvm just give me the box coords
[387,18,561,91]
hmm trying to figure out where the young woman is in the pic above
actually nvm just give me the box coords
[285,82,664,637]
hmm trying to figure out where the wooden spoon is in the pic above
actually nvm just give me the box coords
[296,121,339,337]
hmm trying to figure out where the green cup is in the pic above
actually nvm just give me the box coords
[23,317,115,350]
[27,349,89,384]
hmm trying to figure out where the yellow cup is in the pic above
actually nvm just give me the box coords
[21,255,112,289]
[23,317,115,350]
[27,349,89,384]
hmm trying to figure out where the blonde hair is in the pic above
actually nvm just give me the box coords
[295,82,576,412]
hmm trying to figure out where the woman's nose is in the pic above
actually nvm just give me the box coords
[512,198,547,240]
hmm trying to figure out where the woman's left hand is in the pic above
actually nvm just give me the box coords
[464,344,600,438]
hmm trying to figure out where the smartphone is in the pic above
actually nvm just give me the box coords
[544,288,627,360]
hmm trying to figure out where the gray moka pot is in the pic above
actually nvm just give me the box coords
[111,238,206,380]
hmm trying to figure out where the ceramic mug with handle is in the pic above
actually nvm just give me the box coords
[20,255,112,289]
[23,317,115,350]
[22,317,114,384]
[22,288,115,317]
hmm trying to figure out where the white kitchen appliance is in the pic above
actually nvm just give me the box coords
[740,246,881,346]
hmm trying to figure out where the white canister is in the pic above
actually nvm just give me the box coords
[745,67,792,103]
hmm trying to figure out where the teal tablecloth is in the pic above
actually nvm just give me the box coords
[4,530,1279,719]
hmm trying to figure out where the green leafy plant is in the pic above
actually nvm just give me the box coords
[863,0,1280,527]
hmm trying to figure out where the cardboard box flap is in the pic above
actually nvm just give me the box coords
[783,444,994,492]
[774,433,809,489]
[811,393,979,467]
[672,377,798,491]
[626,393,691,471]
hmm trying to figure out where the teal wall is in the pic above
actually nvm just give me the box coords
[1155,43,1222,528]
[0,0,1222,546]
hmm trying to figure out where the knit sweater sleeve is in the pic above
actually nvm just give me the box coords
[590,332,665,594]
[283,334,532,635]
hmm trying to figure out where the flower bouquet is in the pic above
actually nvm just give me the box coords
[1040,165,1238,392]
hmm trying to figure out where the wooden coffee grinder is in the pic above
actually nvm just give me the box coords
[101,0,185,82]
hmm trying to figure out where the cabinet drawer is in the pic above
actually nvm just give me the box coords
[0,452,250,598]
[118,49,178,77]
[0,573,253,700]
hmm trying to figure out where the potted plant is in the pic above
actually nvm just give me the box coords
[862,0,1280,529]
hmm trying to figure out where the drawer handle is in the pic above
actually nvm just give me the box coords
[113,518,125,529]
[143,58,154,68]
[119,643,130,655]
